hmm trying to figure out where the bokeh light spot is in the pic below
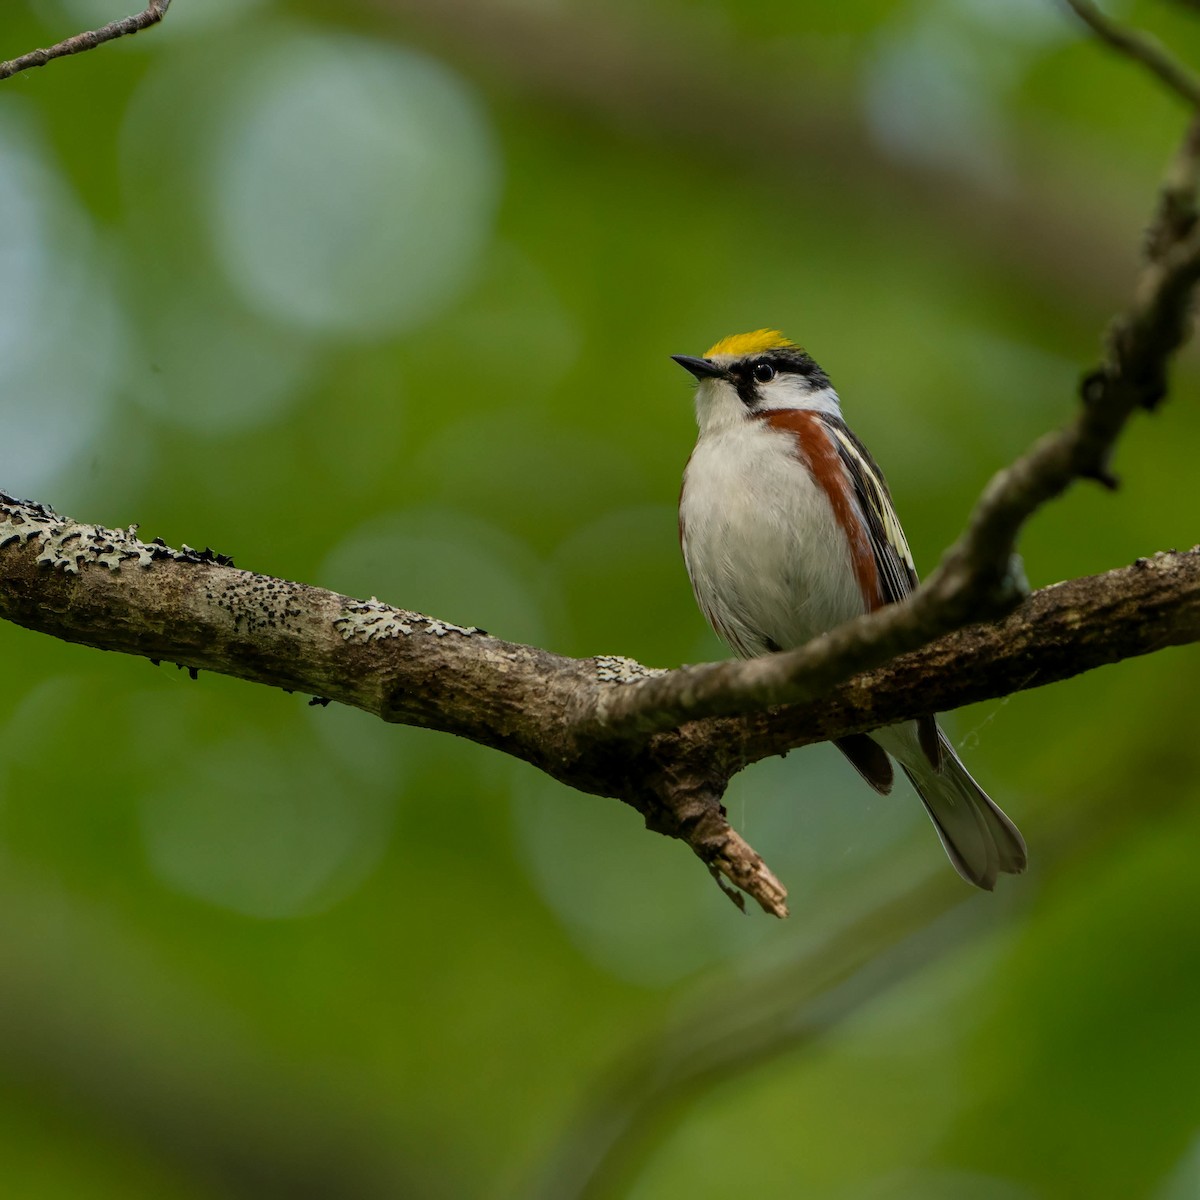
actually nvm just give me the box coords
[133,688,396,920]
[208,30,500,338]
[0,112,126,492]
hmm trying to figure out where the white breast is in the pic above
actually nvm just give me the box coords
[680,420,866,658]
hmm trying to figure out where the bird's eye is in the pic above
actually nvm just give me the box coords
[753,362,776,384]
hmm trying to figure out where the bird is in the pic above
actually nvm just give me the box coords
[673,329,1026,889]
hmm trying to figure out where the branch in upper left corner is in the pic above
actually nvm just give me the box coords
[0,0,170,81]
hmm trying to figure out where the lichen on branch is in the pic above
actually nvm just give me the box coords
[4,488,1200,919]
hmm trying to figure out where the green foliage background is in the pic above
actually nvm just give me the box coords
[2,1,1200,1197]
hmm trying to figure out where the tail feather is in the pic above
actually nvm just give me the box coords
[900,762,998,890]
[936,730,1027,876]
[834,733,894,795]
[900,731,1027,890]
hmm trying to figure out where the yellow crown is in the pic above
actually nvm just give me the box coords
[704,329,796,358]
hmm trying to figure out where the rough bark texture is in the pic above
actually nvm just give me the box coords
[3,491,1199,917]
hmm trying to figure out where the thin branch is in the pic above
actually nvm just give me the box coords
[1146,115,1200,260]
[723,548,1200,770]
[1061,0,1200,107]
[0,0,170,81]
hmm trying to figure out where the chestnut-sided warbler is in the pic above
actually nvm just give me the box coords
[674,330,1027,889]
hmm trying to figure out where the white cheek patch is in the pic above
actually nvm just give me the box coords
[756,380,841,417]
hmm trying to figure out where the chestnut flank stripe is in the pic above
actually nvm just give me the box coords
[757,409,882,611]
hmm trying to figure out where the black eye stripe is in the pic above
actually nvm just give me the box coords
[727,347,831,408]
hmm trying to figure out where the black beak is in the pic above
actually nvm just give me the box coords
[671,354,725,381]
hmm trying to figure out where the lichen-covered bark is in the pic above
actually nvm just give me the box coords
[3,491,1200,918]
[0,494,589,777]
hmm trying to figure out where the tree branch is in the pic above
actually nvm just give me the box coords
[0,0,170,81]
[1061,0,1200,108]
[722,549,1200,769]
[3,491,1200,918]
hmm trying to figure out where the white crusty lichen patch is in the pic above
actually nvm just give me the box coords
[593,655,667,684]
[0,492,235,575]
[334,597,481,643]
